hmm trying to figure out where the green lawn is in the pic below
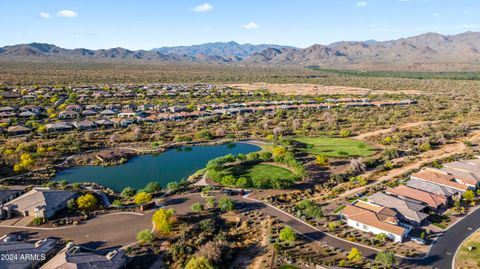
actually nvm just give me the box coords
[455,229,480,269]
[225,163,296,179]
[293,136,376,157]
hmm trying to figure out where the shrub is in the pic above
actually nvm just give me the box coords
[134,191,152,205]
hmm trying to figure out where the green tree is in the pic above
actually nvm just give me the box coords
[347,247,363,263]
[143,182,161,193]
[67,198,76,212]
[77,193,97,213]
[219,197,235,211]
[279,226,296,244]
[152,208,176,233]
[205,197,216,209]
[191,202,204,213]
[166,182,179,192]
[120,187,136,198]
[134,192,152,205]
[136,229,154,244]
[185,256,214,269]
[462,189,475,203]
[375,251,395,268]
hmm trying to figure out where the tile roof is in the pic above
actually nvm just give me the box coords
[385,185,447,208]
[411,169,470,191]
[368,192,428,223]
[342,203,406,236]
[40,244,126,269]
[406,178,459,197]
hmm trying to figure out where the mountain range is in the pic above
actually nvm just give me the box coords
[2,32,480,70]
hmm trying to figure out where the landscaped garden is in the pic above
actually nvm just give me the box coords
[293,136,376,157]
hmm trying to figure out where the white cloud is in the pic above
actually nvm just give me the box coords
[56,10,79,18]
[39,12,51,19]
[193,3,213,12]
[242,22,259,29]
[456,24,478,29]
[356,1,367,7]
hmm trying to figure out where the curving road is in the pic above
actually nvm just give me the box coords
[0,192,478,268]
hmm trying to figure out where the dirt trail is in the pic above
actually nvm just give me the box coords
[328,125,480,201]
[353,120,438,141]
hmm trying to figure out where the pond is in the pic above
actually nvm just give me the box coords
[54,143,261,191]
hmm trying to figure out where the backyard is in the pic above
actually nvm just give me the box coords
[293,136,376,157]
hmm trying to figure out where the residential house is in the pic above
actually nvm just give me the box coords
[341,200,410,243]
[111,118,133,127]
[64,104,83,112]
[73,120,97,131]
[5,188,77,219]
[58,110,79,120]
[410,169,472,193]
[0,188,24,205]
[45,122,73,133]
[81,109,98,117]
[100,109,118,117]
[385,185,447,211]
[18,110,39,119]
[406,178,460,199]
[95,119,115,128]
[19,105,42,114]
[368,192,429,226]
[7,125,32,136]
[41,243,127,269]
[118,110,136,118]
[0,235,60,269]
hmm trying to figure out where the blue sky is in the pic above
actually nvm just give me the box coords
[0,0,478,49]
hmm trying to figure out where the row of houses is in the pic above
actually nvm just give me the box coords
[3,99,417,135]
[341,158,480,243]
[0,236,126,269]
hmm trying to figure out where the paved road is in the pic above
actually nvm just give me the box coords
[400,207,480,269]
[0,192,477,268]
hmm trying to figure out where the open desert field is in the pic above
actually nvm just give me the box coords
[227,83,424,96]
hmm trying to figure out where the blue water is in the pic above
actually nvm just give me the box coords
[54,143,260,191]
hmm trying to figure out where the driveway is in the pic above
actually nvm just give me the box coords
[0,211,154,250]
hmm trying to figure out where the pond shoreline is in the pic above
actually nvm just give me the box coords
[52,141,263,192]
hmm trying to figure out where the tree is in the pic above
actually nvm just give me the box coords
[120,187,136,198]
[134,191,152,205]
[191,202,204,213]
[77,193,97,213]
[279,226,296,244]
[136,229,154,244]
[166,182,179,192]
[375,251,395,268]
[219,197,235,211]
[13,153,35,173]
[347,247,363,263]
[272,146,286,161]
[205,197,216,208]
[339,129,351,137]
[143,182,161,193]
[185,256,214,269]
[152,208,176,233]
[315,155,329,166]
[196,240,225,265]
[67,198,76,212]
[462,190,475,204]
